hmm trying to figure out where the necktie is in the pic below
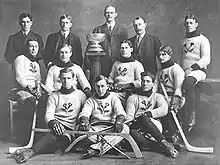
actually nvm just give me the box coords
[109,25,112,33]
[135,36,140,49]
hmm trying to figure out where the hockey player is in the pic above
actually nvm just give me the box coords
[108,40,144,106]
[78,75,129,159]
[181,13,210,132]
[45,44,91,97]
[12,68,87,164]
[126,72,179,158]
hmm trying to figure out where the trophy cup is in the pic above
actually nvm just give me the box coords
[85,33,106,90]
[86,33,106,54]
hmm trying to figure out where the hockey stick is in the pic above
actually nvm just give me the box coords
[8,100,38,154]
[160,81,214,153]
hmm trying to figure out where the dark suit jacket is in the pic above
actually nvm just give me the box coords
[129,33,161,75]
[4,30,44,65]
[84,23,128,77]
[44,31,83,67]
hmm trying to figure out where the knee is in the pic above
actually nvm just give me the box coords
[138,114,151,125]
[183,76,197,92]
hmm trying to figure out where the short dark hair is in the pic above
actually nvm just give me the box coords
[94,75,108,83]
[60,44,72,52]
[159,45,173,56]
[59,68,75,78]
[184,13,198,23]
[141,72,155,82]
[121,40,133,49]
[19,13,32,22]
[104,5,117,13]
[59,14,72,22]
[133,16,146,23]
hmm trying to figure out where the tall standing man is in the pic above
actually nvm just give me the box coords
[43,14,83,68]
[84,5,128,77]
[129,16,161,75]
[4,13,44,65]
[181,13,210,133]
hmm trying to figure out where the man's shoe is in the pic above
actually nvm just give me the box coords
[13,148,35,164]
[188,111,196,132]
[80,149,98,159]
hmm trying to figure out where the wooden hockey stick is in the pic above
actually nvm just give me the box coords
[160,81,214,153]
[8,100,38,154]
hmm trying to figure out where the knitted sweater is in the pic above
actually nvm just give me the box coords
[160,63,185,97]
[14,55,41,89]
[181,34,210,71]
[79,92,126,123]
[108,60,144,88]
[45,89,86,130]
[45,64,91,92]
[126,93,168,121]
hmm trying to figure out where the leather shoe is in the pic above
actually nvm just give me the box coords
[80,149,98,159]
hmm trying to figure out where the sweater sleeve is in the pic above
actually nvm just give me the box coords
[75,65,91,91]
[108,62,117,83]
[45,93,57,124]
[125,95,137,122]
[15,56,29,88]
[150,93,168,118]
[45,67,56,92]
[133,61,145,88]
[78,98,94,119]
[196,36,211,69]
[173,65,185,97]
[112,93,126,117]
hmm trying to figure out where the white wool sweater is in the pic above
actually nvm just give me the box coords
[45,64,91,92]
[14,55,41,89]
[126,93,168,121]
[181,34,210,71]
[79,92,126,123]
[108,60,144,88]
[45,89,86,130]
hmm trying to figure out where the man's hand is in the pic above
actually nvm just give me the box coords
[84,88,92,98]
[108,82,115,91]
[48,120,65,136]
[170,95,182,113]
[114,115,125,133]
[185,67,193,76]
[78,116,90,131]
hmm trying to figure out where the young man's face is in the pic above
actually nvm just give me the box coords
[120,43,133,58]
[28,41,39,57]
[59,46,72,63]
[133,18,146,35]
[60,18,72,32]
[159,51,171,63]
[19,17,32,32]
[95,79,108,97]
[60,72,73,89]
[104,6,117,23]
[184,18,198,33]
[141,76,154,92]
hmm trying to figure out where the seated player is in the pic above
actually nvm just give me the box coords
[158,45,185,142]
[14,38,43,144]
[126,72,179,158]
[108,40,144,106]
[78,75,129,159]
[12,68,87,164]
[45,44,91,97]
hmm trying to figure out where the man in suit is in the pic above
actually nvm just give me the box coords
[43,14,83,68]
[129,16,161,75]
[4,13,44,65]
[84,5,128,77]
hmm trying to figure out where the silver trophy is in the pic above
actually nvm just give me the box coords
[86,33,106,52]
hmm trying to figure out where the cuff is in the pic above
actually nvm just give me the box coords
[191,63,201,70]
[48,119,58,129]
[145,111,152,118]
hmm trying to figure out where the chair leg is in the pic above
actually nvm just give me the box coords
[9,100,15,140]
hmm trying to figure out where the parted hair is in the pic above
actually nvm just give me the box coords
[59,68,75,78]
[121,40,133,49]
[133,16,146,23]
[59,44,72,52]
[141,71,155,82]
[159,45,173,56]
[184,12,198,23]
[19,13,32,22]
[59,14,72,22]
[94,75,108,83]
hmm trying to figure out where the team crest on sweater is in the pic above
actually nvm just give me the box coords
[183,42,194,53]
[141,100,152,111]
[97,101,110,114]
[29,63,37,73]
[61,102,73,113]
[117,67,127,77]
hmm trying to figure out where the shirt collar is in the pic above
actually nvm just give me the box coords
[106,22,116,29]
[137,32,146,39]
[60,30,70,38]
[22,30,30,36]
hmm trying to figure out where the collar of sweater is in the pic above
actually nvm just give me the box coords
[137,88,153,97]
[59,86,75,94]
[24,53,37,62]
[119,55,135,63]
[161,60,174,69]
[94,91,110,99]
[56,60,74,68]
[186,29,200,38]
